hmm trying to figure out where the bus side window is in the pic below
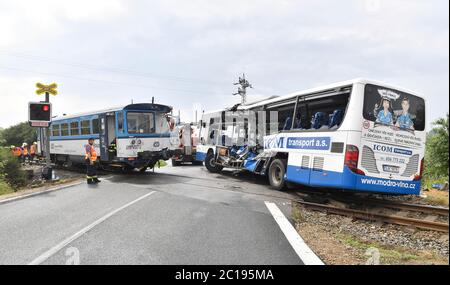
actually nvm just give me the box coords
[267,103,295,132]
[293,99,309,130]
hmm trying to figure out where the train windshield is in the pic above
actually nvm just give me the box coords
[363,84,425,131]
[127,112,155,134]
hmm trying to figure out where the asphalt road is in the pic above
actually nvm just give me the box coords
[0,164,307,265]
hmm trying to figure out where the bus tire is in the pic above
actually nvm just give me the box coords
[205,153,222,173]
[268,159,287,191]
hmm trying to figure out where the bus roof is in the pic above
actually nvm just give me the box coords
[53,103,173,121]
[200,78,422,116]
[240,78,422,110]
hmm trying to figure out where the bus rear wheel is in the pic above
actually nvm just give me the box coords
[268,159,287,191]
[205,153,223,173]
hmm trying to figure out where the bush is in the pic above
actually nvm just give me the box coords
[0,179,14,195]
[0,148,28,190]
[422,114,449,189]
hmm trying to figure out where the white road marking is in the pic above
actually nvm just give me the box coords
[265,201,324,265]
[28,191,157,265]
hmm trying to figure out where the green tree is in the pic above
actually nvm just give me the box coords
[0,122,37,147]
[424,113,449,178]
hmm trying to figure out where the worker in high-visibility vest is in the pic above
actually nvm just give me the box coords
[108,138,117,156]
[10,145,16,157]
[30,142,37,164]
[21,143,29,164]
[85,138,100,184]
[12,146,22,159]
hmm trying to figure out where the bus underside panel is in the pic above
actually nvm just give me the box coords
[286,165,421,195]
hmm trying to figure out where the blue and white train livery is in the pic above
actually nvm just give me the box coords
[196,79,426,195]
[39,103,174,171]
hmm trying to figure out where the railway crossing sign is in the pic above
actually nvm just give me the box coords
[28,102,52,127]
[36,82,58,96]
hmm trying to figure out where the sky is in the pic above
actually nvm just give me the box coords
[0,0,448,129]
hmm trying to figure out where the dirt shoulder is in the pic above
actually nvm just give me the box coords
[292,203,449,265]
[0,167,85,202]
[0,176,84,202]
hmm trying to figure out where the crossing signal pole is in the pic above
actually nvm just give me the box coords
[233,74,252,105]
[30,82,58,180]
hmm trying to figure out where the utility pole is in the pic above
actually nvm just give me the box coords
[233,73,252,105]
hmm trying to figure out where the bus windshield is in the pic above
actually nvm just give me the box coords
[127,112,155,134]
[363,84,425,131]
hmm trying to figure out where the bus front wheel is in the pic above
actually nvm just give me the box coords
[205,153,223,173]
[268,159,287,191]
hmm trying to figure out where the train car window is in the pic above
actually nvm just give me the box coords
[92,119,99,134]
[70,121,80,136]
[52,124,60,136]
[81,120,91,135]
[127,112,155,134]
[117,112,124,133]
[60,123,69,136]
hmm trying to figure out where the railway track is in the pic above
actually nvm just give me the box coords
[294,193,449,233]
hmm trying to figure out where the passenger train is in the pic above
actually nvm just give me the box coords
[38,103,175,172]
[195,78,426,195]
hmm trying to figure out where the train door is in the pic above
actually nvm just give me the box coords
[106,113,116,160]
[99,112,117,161]
[99,114,108,161]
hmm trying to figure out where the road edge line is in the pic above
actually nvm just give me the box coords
[265,201,324,265]
[28,190,156,265]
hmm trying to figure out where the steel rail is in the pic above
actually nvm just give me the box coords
[296,200,449,233]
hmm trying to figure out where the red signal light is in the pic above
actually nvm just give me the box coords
[42,105,50,112]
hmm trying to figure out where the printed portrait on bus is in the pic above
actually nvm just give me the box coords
[393,97,415,130]
[375,97,394,125]
[363,84,425,132]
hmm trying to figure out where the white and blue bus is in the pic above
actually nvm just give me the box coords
[196,79,426,195]
[38,103,175,172]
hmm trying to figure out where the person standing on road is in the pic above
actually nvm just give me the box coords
[85,138,101,184]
